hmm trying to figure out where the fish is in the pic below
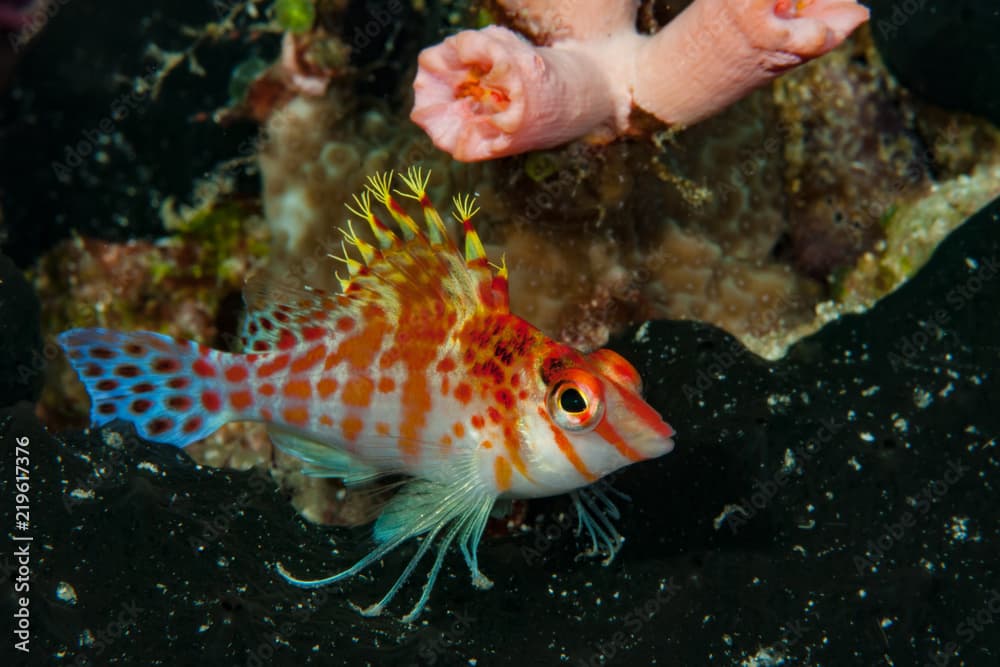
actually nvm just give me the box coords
[58,167,675,621]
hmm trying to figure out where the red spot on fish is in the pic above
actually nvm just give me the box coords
[302,326,325,341]
[436,357,456,373]
[91,347,114,359]
[124,343,145,356]
[131,399,152,414]
[283,406,309,425]
[97,403,116,415]
[260,317,274,331]
[277,329,296,350]
[494,388,514,410]
[259,383,276,396]
[455,382,472,404]
[336,316,355,332]
[230,391,253,411]
[166,395,193,411]
[96,379,118,391]
[261,407,273,421]
[225,366,248,382]
[453,423,465,438]
[375,422,391,436]
[284,379,311,399]
[153,358,181,373]
[341,415,363,442]
[378,377,395,393]
[201,391,221,412]
[182,416,203,434]
[291,344,325,373]
[83,363,102,378]
[488,406,502,424]
[147,417,173,436]
[274,311,290,323]
[167,377,189,390]
[192,358,216,378]
[378,345,402,369]
[253,341,269,352]
[115,365,141,378]
[132,382,154,394]
[318,377,338,398]
[342,376,374,407]
[471,414,485,430]
[319,414,333,427]
[257,353,289,378]
[472,359,504,384]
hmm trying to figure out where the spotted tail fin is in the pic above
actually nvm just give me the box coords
[58,328,242,447]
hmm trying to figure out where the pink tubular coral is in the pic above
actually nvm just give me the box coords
[411,0,869,161]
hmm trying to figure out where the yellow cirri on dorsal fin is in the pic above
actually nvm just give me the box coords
[345,188,399,250]
[331,168,509,316]
[452,194,486,267]
[396,166,450,246]
[365,171,422,242]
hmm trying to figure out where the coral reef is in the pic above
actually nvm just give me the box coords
[410,0,869,160]
[26,2,1000,524]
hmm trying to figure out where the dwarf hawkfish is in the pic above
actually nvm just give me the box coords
[59,168,675,621]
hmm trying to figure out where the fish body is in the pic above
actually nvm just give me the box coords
[59,168,675,620]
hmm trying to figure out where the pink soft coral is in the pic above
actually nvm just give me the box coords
[411,0,869,161]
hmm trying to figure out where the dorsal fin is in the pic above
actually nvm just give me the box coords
[330,168,508,318]
[237,168,509,354]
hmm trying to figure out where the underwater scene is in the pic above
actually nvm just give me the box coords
[1,0,999,665]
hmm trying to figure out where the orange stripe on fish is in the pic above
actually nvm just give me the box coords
[538,406,597,483]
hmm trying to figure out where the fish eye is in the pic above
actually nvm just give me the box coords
[559,387,587,413]
[547,370,605,432]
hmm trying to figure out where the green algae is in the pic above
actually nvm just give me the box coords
[274,0,316,34]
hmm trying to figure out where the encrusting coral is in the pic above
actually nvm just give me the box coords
[411,0,870,160]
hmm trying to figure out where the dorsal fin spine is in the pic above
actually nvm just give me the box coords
[452,194,486,266]
[367,171,422,241]
[397,166,449,245]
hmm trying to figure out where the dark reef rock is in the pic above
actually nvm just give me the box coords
[2,193,999,664]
